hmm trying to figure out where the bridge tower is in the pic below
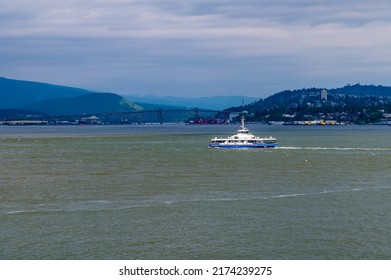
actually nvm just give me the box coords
[157,108,163,125]
[194,108,200,123]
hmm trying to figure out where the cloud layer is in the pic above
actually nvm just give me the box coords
[2,0,391,97]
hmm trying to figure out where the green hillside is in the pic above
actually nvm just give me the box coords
[227,84,391,124]
[330,84,391,96]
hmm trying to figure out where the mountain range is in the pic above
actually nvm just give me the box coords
[0,77,257,115]
[2,77,391,122]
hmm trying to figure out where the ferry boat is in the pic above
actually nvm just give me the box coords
[209,116,278,148]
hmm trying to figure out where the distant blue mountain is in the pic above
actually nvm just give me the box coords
[0,77,92,108]
[125,95,259,110]
[0,77,145,115]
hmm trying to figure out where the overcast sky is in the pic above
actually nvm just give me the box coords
[1,0,391,97]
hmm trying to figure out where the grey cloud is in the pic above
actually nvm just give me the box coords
[2,0,391,97]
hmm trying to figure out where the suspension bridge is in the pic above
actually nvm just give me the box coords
[4,108,232,125]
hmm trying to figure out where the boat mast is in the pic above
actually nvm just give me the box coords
[241,115,245,129]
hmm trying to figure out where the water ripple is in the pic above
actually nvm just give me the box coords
[278,147,391,151]
[3,185,390,215]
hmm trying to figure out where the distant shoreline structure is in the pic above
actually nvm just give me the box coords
[1,119,391,126]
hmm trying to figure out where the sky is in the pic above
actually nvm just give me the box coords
[1,0,391,98]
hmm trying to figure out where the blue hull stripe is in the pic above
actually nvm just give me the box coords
[209,144,278,148]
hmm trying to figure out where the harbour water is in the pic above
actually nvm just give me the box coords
[1,124,390,259]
